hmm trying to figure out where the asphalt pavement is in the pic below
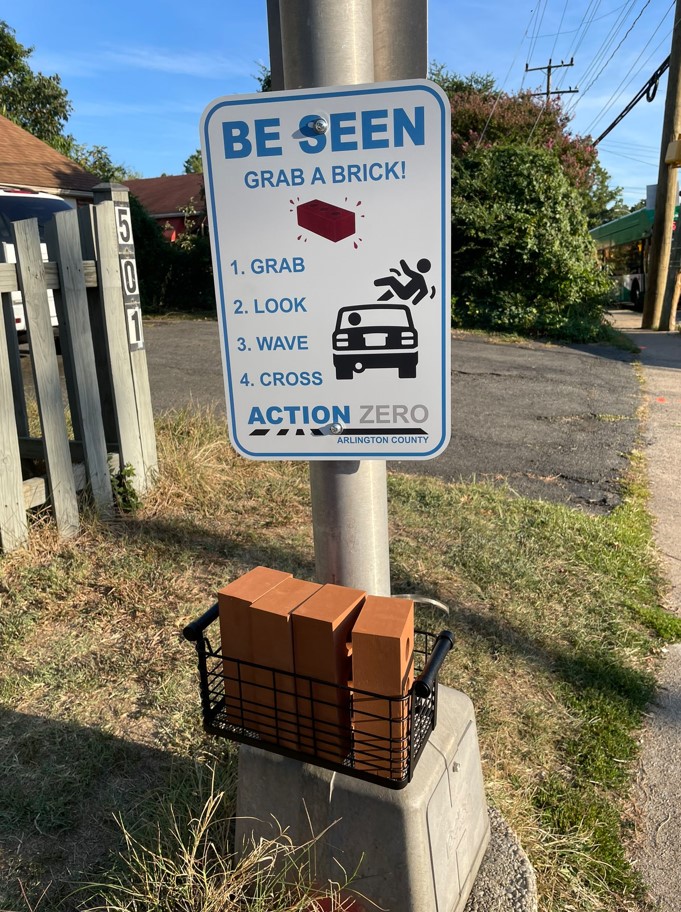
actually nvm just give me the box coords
[141,320,640,512]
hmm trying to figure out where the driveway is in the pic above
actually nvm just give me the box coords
[142,320,640,513]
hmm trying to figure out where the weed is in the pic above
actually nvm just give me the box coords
[76,760,361,912]
[109,462,142,514]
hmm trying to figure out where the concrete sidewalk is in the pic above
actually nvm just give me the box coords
[609,309,681,912]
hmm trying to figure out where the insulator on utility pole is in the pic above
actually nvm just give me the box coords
[526,57,578,99]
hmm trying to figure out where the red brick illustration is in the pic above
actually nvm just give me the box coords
[351,596,415,777]
[297,199,356,242]
[217,566,291,729]
[250,577,322,750]
[292,584,366,761]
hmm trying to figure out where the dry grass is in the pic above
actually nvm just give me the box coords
[78,763,361,912]
[0,407,678,911]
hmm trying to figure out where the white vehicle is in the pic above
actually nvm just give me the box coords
[0,187,74,342]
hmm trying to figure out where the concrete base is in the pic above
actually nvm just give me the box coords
[235,685,490,912]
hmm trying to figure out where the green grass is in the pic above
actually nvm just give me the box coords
[0,408,679,911]
[452,318,641,353]
[597,323,641,353]
[388,462,681,910]
[143,310,217,323]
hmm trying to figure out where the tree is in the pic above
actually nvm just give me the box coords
[66,142,141,181]
[0,20,71,144]
[427,62,495,97]
[1,20,135,181]
[428,62,623,228]
[184,149,203,174]
[254,62,271,93]
[450,146,611,340]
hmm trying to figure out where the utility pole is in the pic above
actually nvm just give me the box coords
[660,195,681,329]
[526,58,578,100]
[643,0,681,329]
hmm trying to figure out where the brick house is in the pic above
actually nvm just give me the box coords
[0,112,99,203]
[125,173,206,241]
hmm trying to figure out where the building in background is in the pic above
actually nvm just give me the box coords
[0,113,99,204]
[125,173,205,241]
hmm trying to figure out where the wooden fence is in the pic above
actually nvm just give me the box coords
[0,182,157,553]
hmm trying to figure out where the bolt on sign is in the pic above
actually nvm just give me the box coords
[200,79,451,460]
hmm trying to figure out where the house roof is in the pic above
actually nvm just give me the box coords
[125,173,205,217]
[0,112,100,197]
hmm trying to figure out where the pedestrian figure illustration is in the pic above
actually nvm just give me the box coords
[374,258,435,305]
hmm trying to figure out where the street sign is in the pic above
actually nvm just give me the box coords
[201,79,451,460]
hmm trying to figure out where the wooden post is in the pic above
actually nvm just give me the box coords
[44,222,84,447]
[77,207,118,448]
[47,209,114,516]
[0,277,28,551]
[92,201,146,493]
[0,243,28,437]
[12,218,79,539]
[93,183,157,491]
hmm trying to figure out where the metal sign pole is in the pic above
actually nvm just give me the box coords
[278,0,391,594]
[265,0,285,91]
[372,0,427,82]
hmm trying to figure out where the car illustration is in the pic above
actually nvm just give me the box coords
[332,303,418,380]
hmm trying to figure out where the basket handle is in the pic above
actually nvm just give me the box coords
[182,602,219,641]
[413,630,454,697]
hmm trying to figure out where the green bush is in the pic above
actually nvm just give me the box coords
[450,146,612,341]
[130,194,215,314]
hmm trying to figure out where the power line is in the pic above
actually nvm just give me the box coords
[563,0,641,109]
[585,32,671,132]
[553,0,603,93]
[578,0,654,100]
[527,0,551,66]
[593,55,670,143]
[580,2,674,130]
[549,0,571,61]
[496,2,538,94]
[476,3,540,148]
[598,144,659,164]
[569,0,603,59]
[568,0,637,90]
[602,138,660,150]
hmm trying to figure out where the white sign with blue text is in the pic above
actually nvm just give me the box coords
[201,79,451,460]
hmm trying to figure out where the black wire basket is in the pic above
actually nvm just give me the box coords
[183,603,453,790]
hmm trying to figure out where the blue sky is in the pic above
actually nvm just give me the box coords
[7,0,676,205]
